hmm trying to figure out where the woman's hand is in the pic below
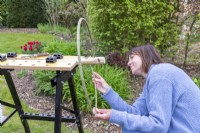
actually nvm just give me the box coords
[92,72,111,94]
[93,107,111,121]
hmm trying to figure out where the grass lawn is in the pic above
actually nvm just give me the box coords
[0,33,56,53]
[0,33,86,133]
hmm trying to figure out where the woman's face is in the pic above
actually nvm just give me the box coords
[128,54,143,76]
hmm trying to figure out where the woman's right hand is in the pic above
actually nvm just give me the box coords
[92,72,111,94]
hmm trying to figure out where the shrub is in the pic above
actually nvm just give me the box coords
[17,70,28,78]
[43,40,78,55]
[58,1,87,31]
[6,0,46,28]
[37,23,70,35]
[0,0,7,26]
[33,70,56,95]
[0,16,3,27]
[88,1,179,55]
[73,64,130,112]
[107,51,128,69]
[37,23,51,33]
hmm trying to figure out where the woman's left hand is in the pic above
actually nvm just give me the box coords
[93,107,111,121]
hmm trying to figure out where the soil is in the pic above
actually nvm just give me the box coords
[0,28,39,33]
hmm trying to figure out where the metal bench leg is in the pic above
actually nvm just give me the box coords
[68,75,84,133]
[3,70,31,133]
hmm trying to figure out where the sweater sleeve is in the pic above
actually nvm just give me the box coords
[102,88,148,115]
[109,78,173,132]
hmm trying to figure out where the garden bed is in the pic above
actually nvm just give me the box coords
[10,70,121,133]
[0,28,39,33]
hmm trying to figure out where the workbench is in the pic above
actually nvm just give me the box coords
[0,54,105,133]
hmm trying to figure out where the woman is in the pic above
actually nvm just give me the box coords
[92,44,200,133]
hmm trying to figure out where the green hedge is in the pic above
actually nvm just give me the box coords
[0,0,7,26]
[88,1,179,54]
[6,0,46,28]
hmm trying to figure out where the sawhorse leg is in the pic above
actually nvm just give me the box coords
[1,68,84,133]
[54,70,84,133]
[2,69,31,132]
[68,75,84,133]
[54,71,63,133]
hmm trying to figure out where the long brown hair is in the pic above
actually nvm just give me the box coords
[129,44,163,73]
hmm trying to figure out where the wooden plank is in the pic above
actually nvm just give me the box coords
[0,59,77,71]
[0,55,105,71]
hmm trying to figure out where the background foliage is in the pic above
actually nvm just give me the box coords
[43,0,67,26]
[0,0,7,26]
[59,0,87,31]
[88,1,179,54]
[6,0,47,28]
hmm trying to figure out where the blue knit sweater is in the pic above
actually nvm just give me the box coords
[102,63,200,133]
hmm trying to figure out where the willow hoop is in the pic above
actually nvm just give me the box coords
[77,18,97,113]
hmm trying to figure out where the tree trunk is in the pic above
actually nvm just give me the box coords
[183,16,197,67]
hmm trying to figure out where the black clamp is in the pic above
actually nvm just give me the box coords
[0,54,7,62]
[46,56,57,63]
[7,52,17,58]
[53,53,63,59]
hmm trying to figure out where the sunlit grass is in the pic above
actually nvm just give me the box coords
[0,33,56,53]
